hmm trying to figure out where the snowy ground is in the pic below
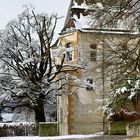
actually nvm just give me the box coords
[0,133,135,140]
[0,133,103,140]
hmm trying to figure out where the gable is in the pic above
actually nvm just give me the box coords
[62,18,76,32]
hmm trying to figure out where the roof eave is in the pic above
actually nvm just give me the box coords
[81,28,140,35]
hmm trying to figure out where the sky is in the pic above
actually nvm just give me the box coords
[0,0,70,39]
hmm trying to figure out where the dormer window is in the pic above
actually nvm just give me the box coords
[65,43,74,61]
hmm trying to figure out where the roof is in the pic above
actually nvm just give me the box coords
[61,0,140,34]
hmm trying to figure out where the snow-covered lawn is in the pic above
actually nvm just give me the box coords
[0,133,103,140]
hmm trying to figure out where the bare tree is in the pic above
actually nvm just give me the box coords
[83,0,140,113]
[0,8,78,123]
[102,35,140,113]
[85,0,140,31]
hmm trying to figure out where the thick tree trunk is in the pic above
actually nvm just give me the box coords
[34,98,46,123]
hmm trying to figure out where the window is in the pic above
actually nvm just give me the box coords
[90,44,97,61]
[65,43,73,61]
[86,78,94,90]
[78,51,81,62]
[90,51,96,61]
[66,51,72,61]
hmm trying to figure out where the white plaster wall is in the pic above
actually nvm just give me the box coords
[73,32,105,133]
[58,30,139,134]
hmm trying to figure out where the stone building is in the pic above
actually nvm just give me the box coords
[57,0,140,135]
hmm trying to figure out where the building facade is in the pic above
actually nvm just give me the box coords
[57,0,140,135]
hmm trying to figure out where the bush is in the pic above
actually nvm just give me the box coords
[108,109,140,122]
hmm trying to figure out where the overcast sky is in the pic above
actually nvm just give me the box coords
[0,0,70,39]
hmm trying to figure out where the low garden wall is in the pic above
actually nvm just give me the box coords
[0,122,37,136]
[108,121,127,135]
[39,122,58,136]
[107,110,140,135]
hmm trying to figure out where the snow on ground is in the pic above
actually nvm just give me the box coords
[0,132,103,140]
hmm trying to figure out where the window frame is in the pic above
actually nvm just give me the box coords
[90,44,97,61]
[65,43,74,61]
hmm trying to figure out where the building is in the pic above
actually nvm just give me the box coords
[57,0,140,135]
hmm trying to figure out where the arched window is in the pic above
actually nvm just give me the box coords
[65,43,73,61]
[90,44,97,61]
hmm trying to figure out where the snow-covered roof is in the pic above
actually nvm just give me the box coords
[62,0,139,33]
[81,29,140,35]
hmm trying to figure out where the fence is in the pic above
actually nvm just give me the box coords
[0,122,37,136]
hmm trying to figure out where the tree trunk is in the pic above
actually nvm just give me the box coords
[132,94,140,112]
[134,103,140,112]
[34,98,46,123]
